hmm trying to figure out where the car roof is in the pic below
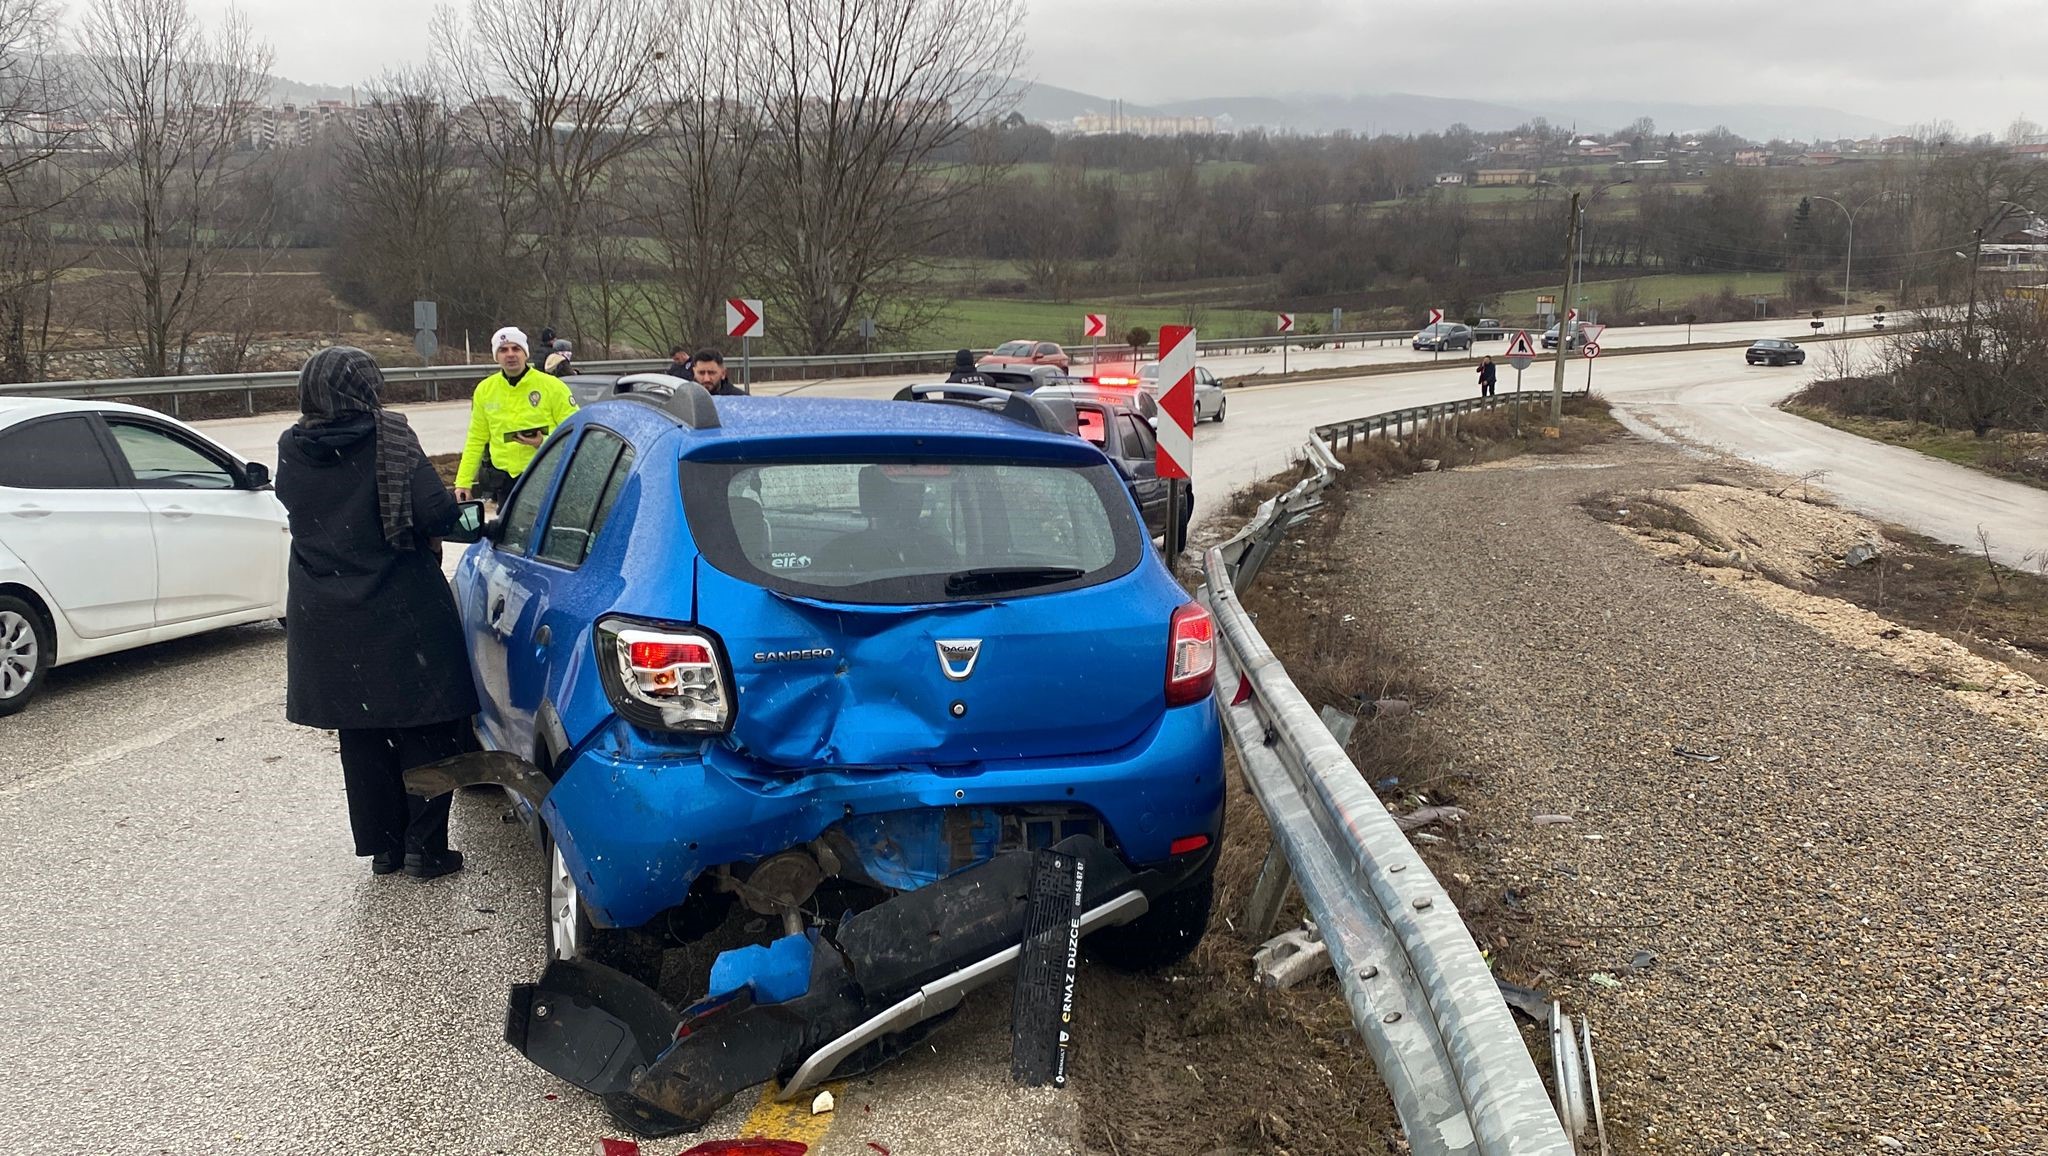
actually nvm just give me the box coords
[592,392,1090,453]
[0,395,179,426]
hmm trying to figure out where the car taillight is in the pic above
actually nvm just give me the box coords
[1166,603,1215,706]
[1095,375,1137,386]
[597,618,730,733]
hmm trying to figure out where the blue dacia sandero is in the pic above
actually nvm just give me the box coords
[420,376,1223,1135]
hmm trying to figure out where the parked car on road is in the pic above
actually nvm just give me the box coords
[1745,339,1807,366]
[1031,382,1197,545]
[0,398,289,715]
[1412,322,1474,351]
[425,374,1223,1133]
[978,339,1071,372]
[1108,361,1226,423]
[1474,318,1505,340]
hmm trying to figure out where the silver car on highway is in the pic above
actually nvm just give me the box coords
[1119,362,1227,422]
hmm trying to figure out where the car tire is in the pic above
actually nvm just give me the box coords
[1087,857,1215,972]
[0,596,51,717]
[1213,399,1226,424]
[544,831,664,985]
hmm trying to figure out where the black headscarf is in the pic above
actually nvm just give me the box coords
[296,346,431,551]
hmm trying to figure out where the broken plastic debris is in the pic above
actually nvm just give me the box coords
[1587,973,1623,989]
[1396,804,1467,832]
[1671,746,1721,763]
[1626,950,1658,973]
[600,1140,642,1156]
[812,1090,835,1115]
[1533,814,1574,826]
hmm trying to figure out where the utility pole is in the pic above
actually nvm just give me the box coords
[1965,225,1984,362]
[1551,191,1581,424]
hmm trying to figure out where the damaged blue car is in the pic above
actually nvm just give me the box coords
[417,376,1224,1135]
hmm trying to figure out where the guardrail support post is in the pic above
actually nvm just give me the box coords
[243,388,253,416]
[1245,845,1295,938]
[430,379,440,402]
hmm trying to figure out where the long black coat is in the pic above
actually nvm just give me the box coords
[276,417,480,730]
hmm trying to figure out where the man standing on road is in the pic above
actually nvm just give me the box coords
[689,348,749,396]
[945,348,990,387]
[1477,355,1497,398]
[454,326,577,503]
[664,343,694,379]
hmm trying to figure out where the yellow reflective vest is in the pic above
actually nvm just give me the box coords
[455,368,577,487]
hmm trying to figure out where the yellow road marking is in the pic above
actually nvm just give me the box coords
[737,1080,841,1147]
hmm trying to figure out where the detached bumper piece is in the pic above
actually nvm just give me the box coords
[506,835,1150,1138]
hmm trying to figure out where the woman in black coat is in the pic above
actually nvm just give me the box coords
[277,347,480,879]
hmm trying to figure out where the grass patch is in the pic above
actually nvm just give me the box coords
[1817,525,2048,680]
[1782,402,2048,491]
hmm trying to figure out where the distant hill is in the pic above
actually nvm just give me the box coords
[1014,80,1901,141]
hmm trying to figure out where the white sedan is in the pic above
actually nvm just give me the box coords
[0,397,290,715]
[1118,362,1227,423]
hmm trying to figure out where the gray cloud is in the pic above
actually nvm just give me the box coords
[186,0,2043,137]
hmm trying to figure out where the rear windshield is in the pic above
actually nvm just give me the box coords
[681,457,1144,604]
[992,341,1033,356]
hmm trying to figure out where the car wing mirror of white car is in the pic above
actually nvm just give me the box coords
[444,499,494,544]
[241,462,271,489]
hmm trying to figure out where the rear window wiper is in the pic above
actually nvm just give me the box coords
[943,566,1086,596]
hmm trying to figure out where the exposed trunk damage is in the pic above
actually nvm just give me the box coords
[404,746,1160,1140]
[511,835,1150,1137]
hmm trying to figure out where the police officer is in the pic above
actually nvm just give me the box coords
[453,326,577,503]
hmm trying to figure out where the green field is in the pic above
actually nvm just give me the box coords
[1497,272,1790,316]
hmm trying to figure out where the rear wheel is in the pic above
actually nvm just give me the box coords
[1087,858,1214,971]
[545,833,664,984]
[0,597,51,718]
[1213,399,1227,424]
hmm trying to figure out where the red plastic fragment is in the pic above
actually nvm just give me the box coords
[600,1140,642,1156]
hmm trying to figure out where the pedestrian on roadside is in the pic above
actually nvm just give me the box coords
[275,346,479,880]
[689,348,749,396]
[544,338,574,376]
[945,348,991,387]
[1477,355,1497,398]
[453,326,576,504]
[664,343,694,379]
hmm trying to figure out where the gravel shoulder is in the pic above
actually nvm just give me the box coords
[1315,437,2048,1153]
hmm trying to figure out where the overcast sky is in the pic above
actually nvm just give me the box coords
[189,0,2044,136]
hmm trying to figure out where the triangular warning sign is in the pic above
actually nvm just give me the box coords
[1505,330,1536,358]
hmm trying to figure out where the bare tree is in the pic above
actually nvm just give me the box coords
[433,0,677,328]
[626,0,763,352]
[77,0,272,377]
[741,0,1024,353]
[0,0,79,381]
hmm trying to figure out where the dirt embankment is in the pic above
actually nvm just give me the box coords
[1231,434,2047,1153]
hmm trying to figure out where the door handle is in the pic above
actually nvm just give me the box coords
[534,624,552,647]
[159,506,194,520]
[491,596,507,621]
[7,505,50,519]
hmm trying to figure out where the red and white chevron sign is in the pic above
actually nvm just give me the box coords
[725,297,764,339]
[1083,313,1107,338]
[1155,324,1196,480]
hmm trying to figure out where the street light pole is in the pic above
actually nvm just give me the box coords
[1813,194,1880,335]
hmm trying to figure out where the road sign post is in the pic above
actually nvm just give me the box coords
[1084,313,1107,371]
[1157,325,1197,556]
[1428,306,1444,363]
[1276,312,1294,375]
[1331,307,1343,347]
[1505,329,1536,437]
[726,298,764,391]
[413,299,438,366]
[1583,340,1600,390]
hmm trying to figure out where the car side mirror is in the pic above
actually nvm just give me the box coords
[443,499,492,544]
[242,462,270,489]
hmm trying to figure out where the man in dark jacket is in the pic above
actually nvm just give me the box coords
[1477,355,1497,398]
[945,348,990,387]
[276,347,478,880]
[690,348,749,396]
[664,343,694,379]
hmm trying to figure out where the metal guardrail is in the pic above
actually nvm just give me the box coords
[1200,401,1584,1155]
[1314,387,1589,451]
[0,330,1423,412]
